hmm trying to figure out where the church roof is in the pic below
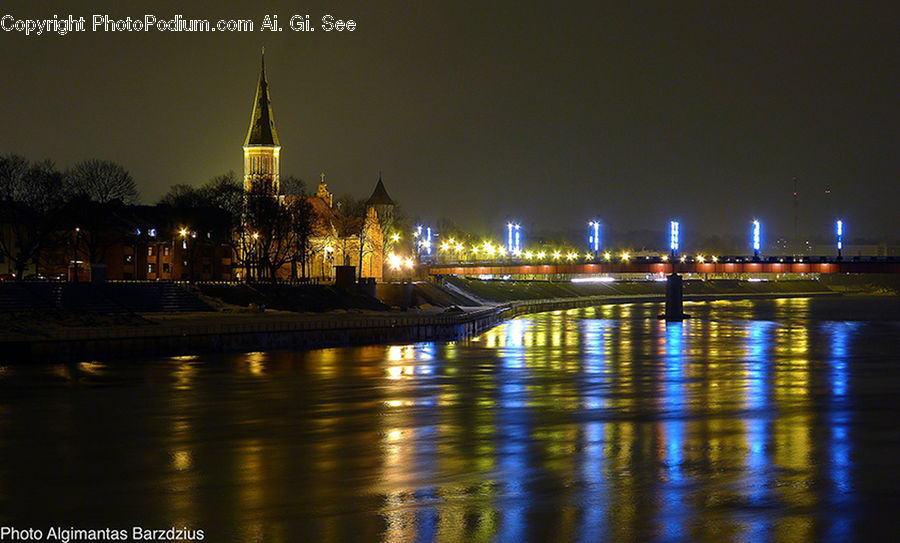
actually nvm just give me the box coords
[366,175,396,206]
[244,51,280,147]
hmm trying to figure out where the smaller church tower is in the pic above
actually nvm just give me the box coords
[243,50,280,194]
[315,173,333,208]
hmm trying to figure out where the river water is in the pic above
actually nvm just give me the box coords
[2,296,900,542]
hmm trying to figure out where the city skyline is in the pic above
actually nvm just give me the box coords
[1,1,898,238]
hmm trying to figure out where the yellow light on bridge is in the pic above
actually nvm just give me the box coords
[566,252,578,260]
[455,243,464,252]
[584,252,592,259]
[440,241,450,252]
[661,254,669,262]
[680,255,687,263]
[387,253,403,270]
[524,251,534,259]
[603,252,612,261]
[537,251,547,259]
[712,256,718,263]
[697,255,705,263]
[391,233,400,243]
[404,257,414,269]
[552,251,561,260]
[621,252,630,261]
[180,228,188,237]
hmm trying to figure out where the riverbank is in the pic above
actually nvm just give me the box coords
[0,287,841,363]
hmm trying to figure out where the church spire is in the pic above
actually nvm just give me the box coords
[244,48,280,147]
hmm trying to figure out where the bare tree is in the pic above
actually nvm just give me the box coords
[0,155,66,280]
[291,197,316,280]
[66,159,139,204]
[280,175,307,197]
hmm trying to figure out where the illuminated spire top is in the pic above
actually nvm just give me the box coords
[244,49,280,147]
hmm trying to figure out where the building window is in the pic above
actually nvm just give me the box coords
[164,246,170,256]
[148,263,156,274]
[148,246,154,257]
[124,254,133,264]
[163,263,170,273]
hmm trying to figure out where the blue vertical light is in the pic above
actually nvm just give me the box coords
[425,226,432,255]
[752,220,761,258]
[588,221,600,253]
[508,223,521,253]
[670,220,680,255]
[836,220,843,256]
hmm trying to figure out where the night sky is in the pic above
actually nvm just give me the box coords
[2,1,898,242]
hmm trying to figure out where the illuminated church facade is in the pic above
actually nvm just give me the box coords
[240,53,387,282]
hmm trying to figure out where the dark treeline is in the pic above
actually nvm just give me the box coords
[0,155,138,279]
[0,155,386,282]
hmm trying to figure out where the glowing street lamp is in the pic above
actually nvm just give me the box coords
[588,220,601,253]
[670,220,680,257]
[507,223,521,254]
[836,219,843,259]
[752,219,761,260]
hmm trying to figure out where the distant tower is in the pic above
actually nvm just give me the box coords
[243,50,280,194]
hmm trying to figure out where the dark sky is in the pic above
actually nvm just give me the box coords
[2,0,898,242]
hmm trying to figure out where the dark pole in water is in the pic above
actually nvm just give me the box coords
[662,273,689,321]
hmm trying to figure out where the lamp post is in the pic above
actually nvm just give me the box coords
[588,220,600,256]
[251,232,260,281]
[836,219,843,260]
[669,220,680,259]
[71,227,81,282]
[507,222,521,255]
[752,220,761,260]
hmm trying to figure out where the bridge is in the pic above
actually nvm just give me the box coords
[427,257,900,276]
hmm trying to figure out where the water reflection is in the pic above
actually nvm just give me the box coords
[0,297,895,540]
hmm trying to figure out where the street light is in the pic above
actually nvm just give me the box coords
[588,220,600,253]
[752,220,761,260]
[836,219,843,259]
[506,223,521,255]
[670,220,680,257]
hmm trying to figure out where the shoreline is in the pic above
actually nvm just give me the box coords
[0,291,841,363]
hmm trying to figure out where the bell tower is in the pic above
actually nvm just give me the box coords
[243,49,280,194]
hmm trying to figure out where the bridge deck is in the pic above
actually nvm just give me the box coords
[427,260,900,276]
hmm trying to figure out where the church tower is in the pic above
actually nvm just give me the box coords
[243,50,280,194]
